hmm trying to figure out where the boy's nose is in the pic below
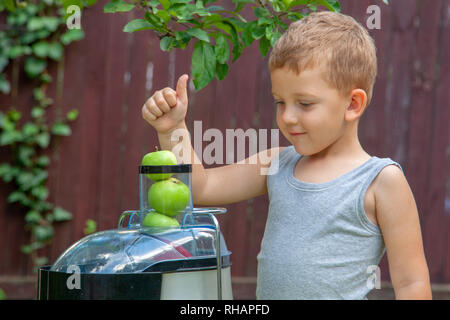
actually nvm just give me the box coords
[281,105,298,124]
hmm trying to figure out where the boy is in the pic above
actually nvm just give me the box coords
[142,11,431,299]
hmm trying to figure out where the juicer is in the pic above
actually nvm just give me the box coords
[37,163,233,300]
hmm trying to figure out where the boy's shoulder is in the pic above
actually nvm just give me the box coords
[370,161,408,215]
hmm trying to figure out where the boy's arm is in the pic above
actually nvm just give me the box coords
[143,74,284,206]
[158,123,284,205]
[374,165,432,300]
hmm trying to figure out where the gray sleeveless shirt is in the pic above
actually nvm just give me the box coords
[256,146,403,299]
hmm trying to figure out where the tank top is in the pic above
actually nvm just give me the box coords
[256,145,404,299]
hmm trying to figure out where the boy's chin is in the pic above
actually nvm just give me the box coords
[290,143,319,157]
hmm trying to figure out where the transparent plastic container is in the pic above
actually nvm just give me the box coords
[139,164,193,224]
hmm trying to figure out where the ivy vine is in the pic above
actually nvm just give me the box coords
[0,0,96,272]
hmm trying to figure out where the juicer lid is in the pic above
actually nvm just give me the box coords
[51,221,230,274]
[139,164,192,174]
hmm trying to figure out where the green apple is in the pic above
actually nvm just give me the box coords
[141,147,177,181]
[142,211,180,228]
[148,177,190,217]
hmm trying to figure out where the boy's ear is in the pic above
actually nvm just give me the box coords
[345,89,367,121]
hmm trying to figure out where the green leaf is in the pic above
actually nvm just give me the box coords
[42,17,61,32]
[66,109,79,121]
[21,245,33,255]
[160,36,175,51]
[25,210,42,224]
[32,107,45,118]
[6,110,21,122]
[185,28,210,43]
[84,219,97,235]
[251,24,266,40]
[34,256,48,267]
[214,34,229,64]
[31,185,49,200]
[60,29,84,45]
[7,190,28,204]
[36,156,50,167]
[159,0,170,10]
[17,171,34,189]
[47,42,63,61]
[0,130,22,145]
[123,19,155,33]
[33,225,54,242]
[22,123,39,136]
[317,0,340,12]
[33,87,45,101]
[215,63,228,80]
[222,20,242,62]
[24,57,47,78]
[192,41,216,90]
[0,163,12,178]
[8,45,26,59]
[104,0,134,13]
[254,7,271,18]
[0,74,10,94]
[18,145,35,167]
[287,11,304,22]
[53,207,72,222]
[51,123,71,136]
[35,132,50,148]
[0,163,19,182]
[144,11,165,30]
[259,35,271,57]
[3,0,15,12]
[40,73,52,83]
[242,20,257,47]
[156,9,171,23]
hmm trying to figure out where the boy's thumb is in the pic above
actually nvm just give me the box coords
[176,74,189,105]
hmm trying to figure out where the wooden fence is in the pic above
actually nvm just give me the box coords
[0,0,449,299]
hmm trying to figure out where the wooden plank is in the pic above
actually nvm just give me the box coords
[429,0,450,282]
[357,1,394,156]
[407,0,444,282]
[6,55,46,275]
[223,26,261,277]
[40,49,67,266]
[119,14,154,213]
[95,7,133,231]
[50,3,110,263]
[245,53,274,277]
[0,57,15,274]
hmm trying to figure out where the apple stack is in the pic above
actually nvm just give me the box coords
[140,148,191,228]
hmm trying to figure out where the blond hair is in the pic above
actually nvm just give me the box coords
[269,11,377,105]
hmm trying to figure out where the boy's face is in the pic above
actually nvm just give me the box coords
[270,65,352,157]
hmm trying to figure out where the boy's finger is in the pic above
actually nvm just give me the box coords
[176,74,189,105]
[154,91,170,113]
[162,88,177,107]
[142,105,156,121]
[148,99,163,117]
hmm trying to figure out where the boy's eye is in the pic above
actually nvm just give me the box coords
[274,100,284,107]
[299,102,312,107]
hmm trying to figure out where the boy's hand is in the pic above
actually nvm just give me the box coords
[142,74,189,134]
